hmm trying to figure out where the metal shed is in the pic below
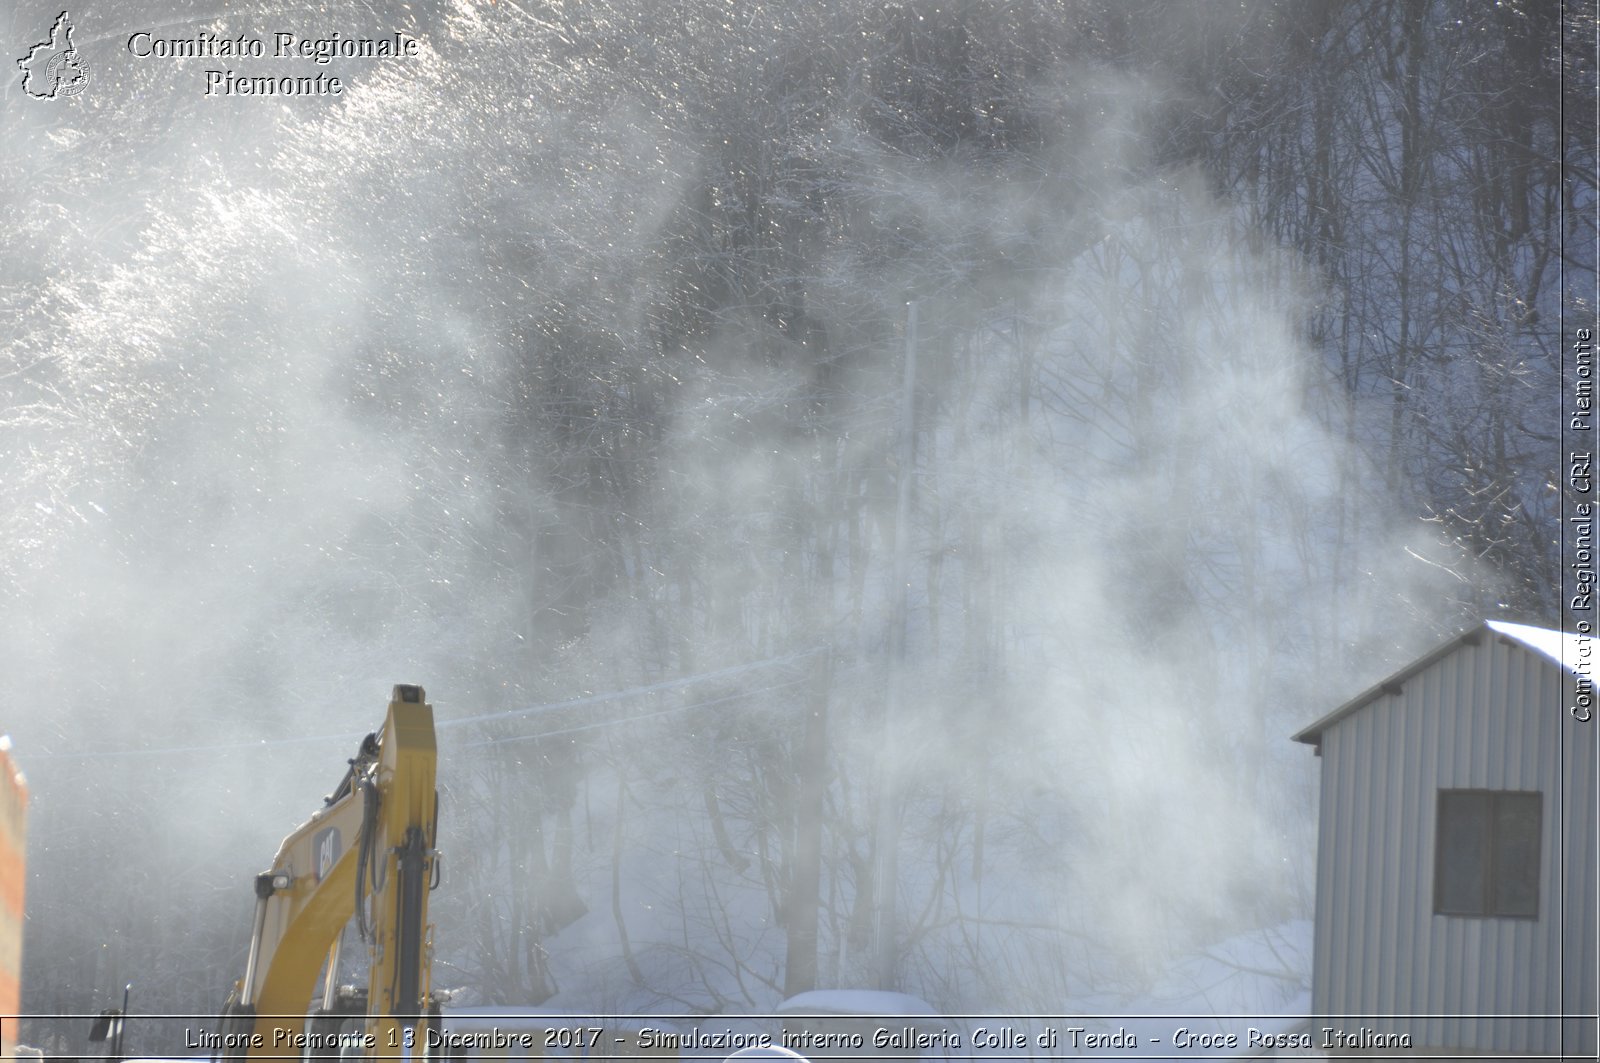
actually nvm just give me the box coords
[1292,620,1598,1058]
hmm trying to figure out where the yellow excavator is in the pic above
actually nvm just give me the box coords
[213,684,439,1062]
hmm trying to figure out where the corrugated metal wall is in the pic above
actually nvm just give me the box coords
[1311,633,1598,1056]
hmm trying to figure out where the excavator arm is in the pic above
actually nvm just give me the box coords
[219,685,438,1061]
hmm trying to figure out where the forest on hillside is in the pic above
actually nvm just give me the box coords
[3,0,1594,1041]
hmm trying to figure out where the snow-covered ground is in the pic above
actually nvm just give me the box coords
[440,920,1318,1062]
[1059,919,1314,1058]
[749,921,1317,1060]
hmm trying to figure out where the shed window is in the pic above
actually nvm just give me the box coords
[1434,790,1541,918]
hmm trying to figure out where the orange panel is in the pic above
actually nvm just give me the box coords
[0,964,19,1016]
[0,838,24,919]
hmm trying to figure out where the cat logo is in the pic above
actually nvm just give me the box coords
[313,827,341,882]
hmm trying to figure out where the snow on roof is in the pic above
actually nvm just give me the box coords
[440,1006,677,1029]
[724,1048,812,1062]
[444,1006,589,1019]
[775,990,940,1017]
[1293,619,1594,747]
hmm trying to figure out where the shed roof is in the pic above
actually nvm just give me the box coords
[1292,619,1595,748]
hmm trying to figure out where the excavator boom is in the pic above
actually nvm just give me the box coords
[220,685,438,1062]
